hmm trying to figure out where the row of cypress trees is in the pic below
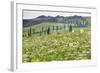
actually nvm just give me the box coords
[27,24,72,37]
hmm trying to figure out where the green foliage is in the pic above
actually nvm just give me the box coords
[69,25,72,32]
[22,29,91,62]
[23,22,69,37]
[47,27,50,34]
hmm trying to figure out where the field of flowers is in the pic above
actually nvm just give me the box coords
[22,29,91,62]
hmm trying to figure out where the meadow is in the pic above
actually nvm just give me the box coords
[22,22,91,62]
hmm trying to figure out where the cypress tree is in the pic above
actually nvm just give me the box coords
[69,25,72,32]
[47,27,50,34]
[28,27,32,37]
[60,26,62,30]
[53,26,55,30]
[56,26,58,31]
[63,24,66,29]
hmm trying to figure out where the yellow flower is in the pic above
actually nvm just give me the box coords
[69,43,73,47]
[72,30,74,33]
[80,29,84,33]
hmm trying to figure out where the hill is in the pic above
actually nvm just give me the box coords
[23,15,91,27]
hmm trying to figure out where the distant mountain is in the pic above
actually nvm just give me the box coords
[23,15,91,27]
[68,15,82,19]
[37,15,48,18]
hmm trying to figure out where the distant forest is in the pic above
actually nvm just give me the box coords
[23,15,91,27]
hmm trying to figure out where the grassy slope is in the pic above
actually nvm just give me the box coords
[23,22,89,37]
[23,22,68,33]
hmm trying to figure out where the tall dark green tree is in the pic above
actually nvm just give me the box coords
[28,26,32,37]
[56,26,59,31]
[63,24,66,29]
[47,27,50,34]
[53,26,55,30]
[69,25,72,32]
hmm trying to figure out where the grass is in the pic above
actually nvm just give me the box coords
[22,28,91,62]
[23,22,89,37]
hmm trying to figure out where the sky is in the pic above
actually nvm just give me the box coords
[23,10,91,19]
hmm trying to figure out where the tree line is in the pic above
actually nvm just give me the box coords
[24,24,73,37]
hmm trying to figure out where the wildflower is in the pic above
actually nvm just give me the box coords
[80,29,84,33]
[69,43,73,47]
[72,30,74,33]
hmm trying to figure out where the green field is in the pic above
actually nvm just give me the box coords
[23,22,70,37]
[22,22,91,62]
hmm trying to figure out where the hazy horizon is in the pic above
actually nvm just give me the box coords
[23,10,91,19]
